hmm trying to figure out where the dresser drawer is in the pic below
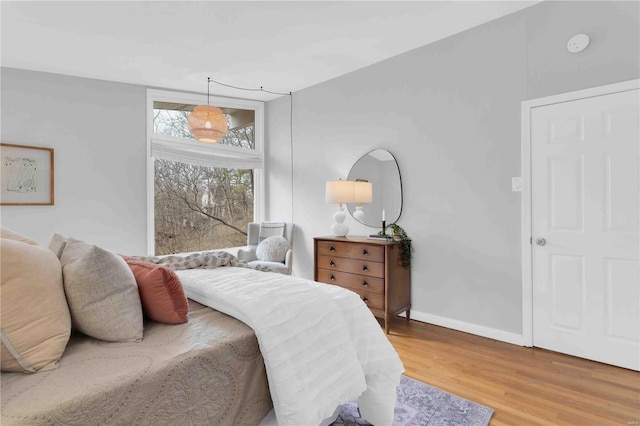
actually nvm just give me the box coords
[314,236,411,334]
[316,269,384,294]
[317,241,384,262]
[317,255,384,278]
[325,282,384,310]
[352,288,384,310]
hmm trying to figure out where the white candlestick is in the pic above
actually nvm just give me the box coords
[382,209,385,221]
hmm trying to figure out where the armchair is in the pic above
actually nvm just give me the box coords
[237,222,294,275]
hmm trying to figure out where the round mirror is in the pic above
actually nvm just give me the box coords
[347,149,403,227]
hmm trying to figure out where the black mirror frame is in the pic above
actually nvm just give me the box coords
[347,149,403,227]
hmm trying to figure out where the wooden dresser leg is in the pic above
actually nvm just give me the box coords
[384,315,389,334]
[406,309,411,321]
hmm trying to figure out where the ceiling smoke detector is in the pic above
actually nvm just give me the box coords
[567,34,590,53]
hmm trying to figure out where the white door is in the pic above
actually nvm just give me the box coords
[531,88,639,371]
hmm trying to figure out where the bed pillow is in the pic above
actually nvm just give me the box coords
[122,257,189,324]
[256,236,290,263]
[0,227,40,245]
[48,233,68,259]
[60,238,143,342]
[0,229,71,373]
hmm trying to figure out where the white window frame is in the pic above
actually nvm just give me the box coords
[146,88,264,255]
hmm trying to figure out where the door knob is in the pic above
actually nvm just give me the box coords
[536,238,547,246]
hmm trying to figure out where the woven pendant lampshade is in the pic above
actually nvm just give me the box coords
[188,105,228,143]
[188,77,228,143]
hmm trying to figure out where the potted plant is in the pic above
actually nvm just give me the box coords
[378,223,412,269]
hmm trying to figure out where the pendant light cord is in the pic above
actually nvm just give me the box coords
[208,78,292,97]
[207,78,295,224]
[207,77,211,106]
[289,93,295,224]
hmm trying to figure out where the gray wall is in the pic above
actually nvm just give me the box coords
[1,68,148,254]
[264,1,639,337]
[1,1,637,341]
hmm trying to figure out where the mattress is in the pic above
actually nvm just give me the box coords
[178,267,404,426]
[1,300,272,426]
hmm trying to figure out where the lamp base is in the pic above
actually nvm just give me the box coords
[331,206,349,237]
[331,222,349,237]
[353,205,365,222]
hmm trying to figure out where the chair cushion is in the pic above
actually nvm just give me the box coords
[258,222,285,240]
[60,238,143,342]
[122,257,189,324]
[256,236,290,262]
[0,228,71,372]
[248,260,290,274]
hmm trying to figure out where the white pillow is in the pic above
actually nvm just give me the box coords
[256,236,290,263]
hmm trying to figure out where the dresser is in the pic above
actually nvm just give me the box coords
[314,236,411,333]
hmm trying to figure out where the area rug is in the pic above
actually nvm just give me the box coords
[331,375,494,426]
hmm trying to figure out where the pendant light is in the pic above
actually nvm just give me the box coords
[187,77,228,143]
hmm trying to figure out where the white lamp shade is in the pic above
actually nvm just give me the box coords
[326,180,355,204]
[354,181,373,204]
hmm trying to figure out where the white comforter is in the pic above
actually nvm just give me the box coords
[176,267,404,426]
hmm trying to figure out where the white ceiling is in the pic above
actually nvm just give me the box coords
[1,1,539,101]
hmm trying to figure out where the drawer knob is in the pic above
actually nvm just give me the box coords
[330,275,335,281]
[329,246,335,252]
[362,281,368,287]
[362,265,368,271]
[329,260,335,267]
[362,296,368,304]
[362,249,368,255]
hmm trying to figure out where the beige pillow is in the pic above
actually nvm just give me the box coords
[60,238,143,342]
[1,227,40,245]
[48,233,68,259]
[1,229,71,373]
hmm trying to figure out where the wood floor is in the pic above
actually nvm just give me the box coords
[385,317,640,425]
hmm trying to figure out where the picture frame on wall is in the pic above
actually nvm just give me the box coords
[1,143,54,206]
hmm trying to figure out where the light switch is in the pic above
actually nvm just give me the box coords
[512,177,522,192]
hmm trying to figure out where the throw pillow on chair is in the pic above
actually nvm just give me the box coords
[256,236,290,263]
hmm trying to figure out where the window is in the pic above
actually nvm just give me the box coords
[147,90,264,255]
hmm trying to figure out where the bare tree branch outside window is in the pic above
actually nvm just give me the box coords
[153,108,255,255]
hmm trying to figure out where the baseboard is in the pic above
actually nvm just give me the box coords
[400,309,526,346]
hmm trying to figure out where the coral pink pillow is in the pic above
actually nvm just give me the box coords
[123,257,188,324]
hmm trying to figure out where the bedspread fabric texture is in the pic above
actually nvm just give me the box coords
[1,300,272,425]
[177,267,404,426]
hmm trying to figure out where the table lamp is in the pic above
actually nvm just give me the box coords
[353,180,373,222]
[326,179,355,236]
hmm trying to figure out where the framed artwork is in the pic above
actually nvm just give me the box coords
[1,143,54,205]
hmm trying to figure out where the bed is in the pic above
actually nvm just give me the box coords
[1,230,404,426]
[1,300,271,425]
